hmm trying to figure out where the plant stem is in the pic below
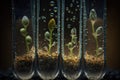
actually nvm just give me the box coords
[70,48,73,56]
[25,39,29,52]
[23,27,29,53]
[48,30,53,54]
[91,21,98,55]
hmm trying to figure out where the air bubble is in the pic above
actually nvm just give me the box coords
[67,24,71,29]
[54,7,57,13]
[75,8,78,11]
[43,20,46,22]
[55,15,57,18]
[55,34,58,37]
[77,5,79,8]
[66,7,69,11]
[39,34,41,37]
[70,18,72,21]
[85,42,87,45]
[43,28,46,31]
[72,0,75,2]
[72,16,76,21]
[41,16,46,20]
[66,18,69,21]
[43,8,45,11]
[49,9,51,11]
[68,10,70,13]
[71,11,73,14]
[50,13,54,17]
[41,16,46,22]
[70,3,73,7]
[76,1,79,4]
[50,1,55,7]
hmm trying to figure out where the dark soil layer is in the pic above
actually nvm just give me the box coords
[38,50,58,74]
[15,52,34,73]
[63,55,80,75]
[85,53,104,73]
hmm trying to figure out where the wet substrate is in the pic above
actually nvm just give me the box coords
[84,53,104,73]
[15,51,34,73]
[38,50,58,74]
[63,55,80,75]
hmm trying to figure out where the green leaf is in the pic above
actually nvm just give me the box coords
[25,35,32,44]
[22,16,29,27]
[20,28,27,37]
[89,9,97,20]
[96,26,103,36]
[45,31,50,41]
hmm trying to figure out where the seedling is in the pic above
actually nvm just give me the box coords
[89,9,104,56]
[20,16,32,52]
[66,27,77,56]
[44,18,56,54]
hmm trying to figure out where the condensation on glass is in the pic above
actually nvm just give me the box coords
[61,0,82,79]
[36,0,60,79]
[12,0,35,79]
[83,0,107,79]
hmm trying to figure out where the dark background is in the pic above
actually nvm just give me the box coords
[0,0,120,72]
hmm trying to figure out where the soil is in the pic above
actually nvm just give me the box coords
[15,48,34,73]
[63,55,80,74]
[84,52,104,73]
[38,50,58,74]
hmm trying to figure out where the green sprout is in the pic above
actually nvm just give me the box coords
[20,16,32,52]
[66,27,77,56]
[44,18,56,54]
[89,9,103,56]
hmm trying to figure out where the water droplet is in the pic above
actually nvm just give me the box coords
[54,7,57,13]
[67,24,71,29]
[66,7,69,11]
[50,1,55,7]
[50,13,54,17]
[70,3,73,7]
